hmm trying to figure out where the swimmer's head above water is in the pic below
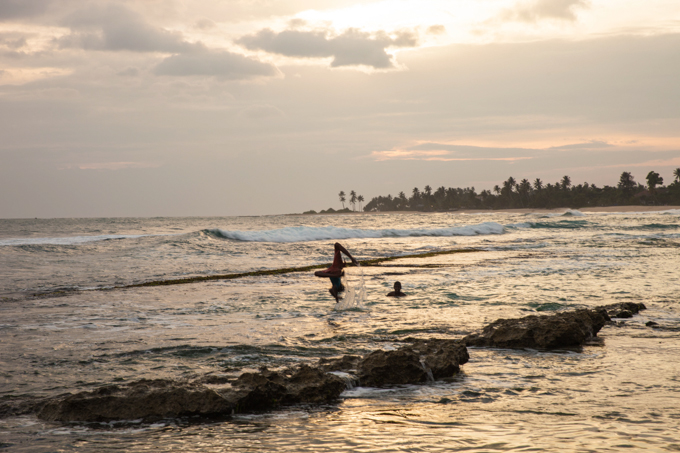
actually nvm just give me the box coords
[387,281,406,297]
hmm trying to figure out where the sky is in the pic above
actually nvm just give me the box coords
[1,0,679,218]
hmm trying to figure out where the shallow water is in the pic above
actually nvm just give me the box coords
[1,211,679,451]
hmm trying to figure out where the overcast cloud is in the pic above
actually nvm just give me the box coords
[238,27,418,68]
[498,0,590,23]
[154,50,278,79]
[0,0,52,20]
[0,0,679,217]
[57,4,201,53]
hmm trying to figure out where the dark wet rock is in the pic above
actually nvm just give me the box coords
[285,364,348,404]
[646,321,659,327]
[463,308,610,350]
[0,396,44,419]
[408,339,469,379]
[612,310,633,319]
[318,355,361,372]
[194,374,232,385]
[357,339,468,386]
[601,302,646,318]
[36,365,347,423]
[358,347,428,386]
[38,379,232,423]
[228,365,347,408]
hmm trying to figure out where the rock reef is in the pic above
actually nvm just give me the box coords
[9,302,648,423]
[38,379,232,423]
[37,365,347,423]
[358,339,469,386]
[33,339,469,423]
[464,302,646,350]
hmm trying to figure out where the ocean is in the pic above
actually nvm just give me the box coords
[1,210,679,452]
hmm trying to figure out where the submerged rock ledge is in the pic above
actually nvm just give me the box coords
[463,302,646,350]
[33,338,469,423]
[7,302,645,423]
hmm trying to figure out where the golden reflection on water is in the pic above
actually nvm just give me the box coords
[2,212,680,452]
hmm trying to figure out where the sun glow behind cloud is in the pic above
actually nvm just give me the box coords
[291,0,680,46]
[1,0,679,217]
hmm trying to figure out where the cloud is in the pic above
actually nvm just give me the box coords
[194,19,215,30]
[153,50,277,79]
[499,0,589,23]
[0,33,28,49]
[57,4,202,53]
[549,140,613,150]
[371,143,536,162]
[0,0,52,21]
[237,27,418,68]
[426,25,446,35]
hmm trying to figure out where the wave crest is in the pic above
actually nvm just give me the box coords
[207,222,505,243]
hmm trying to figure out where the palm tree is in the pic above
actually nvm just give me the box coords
[338,191,346,209]
[502,177,516,203]
[561,175,572,191]
[493,185,501,196]
[533,178,543,191]
[674,168,680,183]
[350,190,357,211]
[503,177,516,194]
[358,195,364,211]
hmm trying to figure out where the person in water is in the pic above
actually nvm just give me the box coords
[318,242,358,302]
[387,281,406,297]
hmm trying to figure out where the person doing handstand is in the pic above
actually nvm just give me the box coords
[387,281,406,297]
[314,242,358,302]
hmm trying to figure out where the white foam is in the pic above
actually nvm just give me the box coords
[211,222,505,243]
[0,234,148,247]
[334,265,367,311]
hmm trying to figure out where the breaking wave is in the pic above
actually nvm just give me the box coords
[207,222,506,243]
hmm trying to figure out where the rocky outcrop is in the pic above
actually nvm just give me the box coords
[602,302,646,319]
[358,347,428,386]
[21,339,471,423]
[318,355,361,372]
[409,339,470,379]
[463,308,610,350]
[357,339,469,387]
[462,303,648,350]
[38,379,232,422]
[229,364,347,409]
[37,365,347,423]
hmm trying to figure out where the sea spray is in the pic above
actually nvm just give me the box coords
[334,264,366,311]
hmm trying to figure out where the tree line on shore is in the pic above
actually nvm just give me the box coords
[361,169,680,212]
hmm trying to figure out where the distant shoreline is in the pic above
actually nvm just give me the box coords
[297,206,680,215]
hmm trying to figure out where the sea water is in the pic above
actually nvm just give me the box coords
[1,210,679,452]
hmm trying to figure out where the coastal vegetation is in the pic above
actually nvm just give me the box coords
[361,169,680,212]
